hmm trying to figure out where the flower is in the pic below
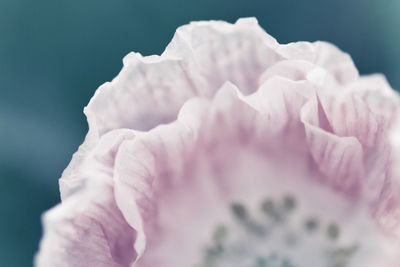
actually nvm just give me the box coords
[36,18,400,267]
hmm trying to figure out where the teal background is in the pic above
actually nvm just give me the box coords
[1,0,399,266]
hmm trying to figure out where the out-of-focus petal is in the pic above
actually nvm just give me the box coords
[36,183,136,267]
[37,129,138,267]
[349,74,400,128]
[278,41,359,85]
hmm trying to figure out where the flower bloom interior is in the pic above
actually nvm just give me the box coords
[36,18,400,267]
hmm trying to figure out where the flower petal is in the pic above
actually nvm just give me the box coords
[113,83,400,266]
[59,129,136,199]
[37,130,138,267]
[36,183,136,267]
[278,41,359,85]
[60,19,363,201]
[164,18,282,95]
[349,74,400,129]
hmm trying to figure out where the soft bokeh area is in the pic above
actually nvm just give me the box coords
[1,0,399,266]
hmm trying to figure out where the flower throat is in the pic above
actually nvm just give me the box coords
[195,194,358,267]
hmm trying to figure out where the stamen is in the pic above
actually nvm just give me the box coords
[304,217,319,232]
[197,195,360,267]
[261,199,282,222]
[327,223,340,240]
[329,245,358,267]
[231,202,267,236]
[282,195,296,212]
[213,225,228,245]
[231,203,248,221]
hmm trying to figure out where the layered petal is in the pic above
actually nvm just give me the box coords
[37,18,400,267]
[36,183,135,267]
[37,130,138,267]
[60,18,363,200]
[111,84,400,267]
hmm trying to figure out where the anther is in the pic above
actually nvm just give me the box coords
[327,223,340,240]
[231,203,248,221]
[304,217,319,232]
[282,195,296,212]
[261,199,282,222]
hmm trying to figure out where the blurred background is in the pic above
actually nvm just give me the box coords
[1,0,399,266]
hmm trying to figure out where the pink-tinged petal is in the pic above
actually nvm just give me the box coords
[301,92,400,236]
[84,18,360,139]
[59,18,364,201]
[36,183,136,267]
[58,127,99,200]
[319,92,379,147]
[59,18,281,199]
[247,77,312,134]
[348,74,400,129]
[310,41,359,85]
[59,129,136,199]
[111,84,400,266]
[38,18,400,267]
[259,60,316,83]
[60,53,203,200]
[114,122,203,266]
[371,161,400,237]
[85,17,282,138]
[85,53,205,134]
[58,106,106,200]
[37,129,138,267]
[277,41,359,85]
[301,96,364,195]
[164,18,282,95]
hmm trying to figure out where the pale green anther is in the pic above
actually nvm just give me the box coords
[304,217,319,232]
[213,225,228,244]
[281,258,295,267]
[327,223,340,240]
[283,195,296,212]
[255,257,267,267]
[231,203,248,221]
[330,245,358,267]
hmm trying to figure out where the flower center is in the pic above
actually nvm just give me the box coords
[195,194,359,267]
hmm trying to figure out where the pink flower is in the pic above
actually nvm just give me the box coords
[36,18,400,267]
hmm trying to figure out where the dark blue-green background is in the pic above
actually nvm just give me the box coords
[1,1,399,266]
